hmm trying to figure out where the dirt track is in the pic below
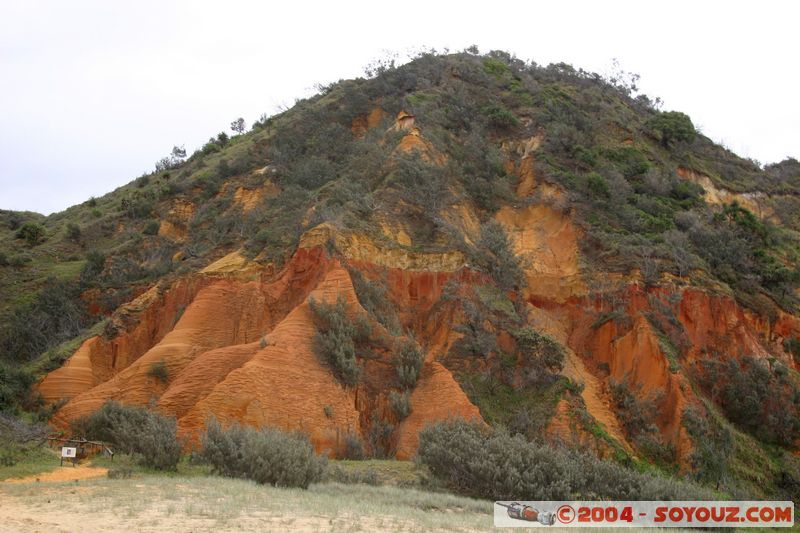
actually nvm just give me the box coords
[2,463,107,484]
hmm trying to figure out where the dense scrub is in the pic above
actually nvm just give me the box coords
[308,296,371,387]
[417,419,714,501]
[696,355,800,446]
[199,419,325,488]
[72,401,181,471]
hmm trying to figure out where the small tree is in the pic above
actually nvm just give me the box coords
[171,145,186,160]
[648,111,696,147]
[16,222,45,246]
[231,117,246,135]
[66,223,81,243]
[394,339,424,389]
[308,296,370,387]
[476,221,525,291]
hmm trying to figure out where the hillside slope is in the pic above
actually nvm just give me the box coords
[2,50,800,499]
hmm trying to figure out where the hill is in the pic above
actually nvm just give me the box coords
[1,49,800,500]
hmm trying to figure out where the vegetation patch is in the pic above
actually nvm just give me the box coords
[418,419,714,501]
[200,419,325,488]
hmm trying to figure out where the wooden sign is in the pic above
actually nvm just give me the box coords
[61,447,77,458]
[61,446,77,466]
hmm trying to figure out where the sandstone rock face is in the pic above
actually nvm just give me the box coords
[43,244,484,458]
[677,166,777,221]
[395,362,482,459]
[496,204,585,301]
[39,278,208,404]
[41,208,800,464]
[158,199,195,241]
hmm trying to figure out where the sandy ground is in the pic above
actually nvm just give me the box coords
[2,463,108,484]
[0,474,496,532]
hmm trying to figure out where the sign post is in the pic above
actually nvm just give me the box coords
[61,446,77,467]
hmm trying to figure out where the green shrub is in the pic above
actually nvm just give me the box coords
[80,250,106,283]
[784,337,800,364]
[586,172,610,198]
[8,254,31,267]
[142,220,160,236]
[682,405,732,486]
[698,355,800,446]
[308,296,370,387]
[394,339,424,389]
[389,390,412,420]
[147,360,168,383]
[324,464,379,485]
[648,111,696,147]
[77,401,181,471]
[513,327,565,385]
[343,430,365,460]
[66,223,82,243]
[349,269,401,335]
[610,379,661,439]
[0,363,36,412]
[0,278,89,363]
[475,221,525,290]
[0,252,7,267]
[481,103,519,130]
[482,58,509,77]
[16,222,45,245]
[199,419,325,488]
[120,190,155,219]
[366,414,395,459]
[417,419,713,501]
[603,146,650,178]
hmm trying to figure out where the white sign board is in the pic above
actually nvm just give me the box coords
[61,447,77,458]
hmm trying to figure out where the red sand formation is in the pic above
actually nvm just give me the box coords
[40,206,800,462]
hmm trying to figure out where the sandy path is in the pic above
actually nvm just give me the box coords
[0,477,494,532]
[2,463,108,484]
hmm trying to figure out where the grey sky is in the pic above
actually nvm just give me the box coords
[1,0,797,215]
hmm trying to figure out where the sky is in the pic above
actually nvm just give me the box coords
[0,0,797,215]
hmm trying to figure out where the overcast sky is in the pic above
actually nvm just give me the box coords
[1,1,797,215]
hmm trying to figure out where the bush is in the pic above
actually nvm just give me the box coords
[349,269,401,335]
[481,103,519,130]
[394,339,424,389]
[784,337,800,364]
[0,278,89,363]
[343,431,365,460]
[66,223,82,243]
[80,250,106,284]
[610,379,661,439]
[682,405,732,486]
[417,419,713,501]
[147,360,168,383]
[142,220,160,236]
[77,401,181,471]
[199,419,325,488]
[513,327,565,385]
[16,222,45,245]
[698,355,800,446]
[0,363,36,412]
[0,252,7,267]
[389,390,412,420]
[475,221,525,290]
[586,172,610,198]
[648,111,696,147]
[308,296,370,387]
[324,464,379,485]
